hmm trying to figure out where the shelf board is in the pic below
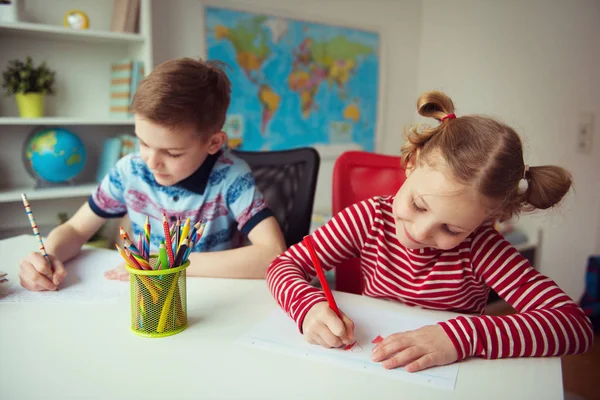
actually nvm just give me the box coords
[0,183,97,203]
[0,117,135,126]
[0,22,145,44]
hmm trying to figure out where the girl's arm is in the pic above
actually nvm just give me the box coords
[438,226,594,361]
[266,198,378,331]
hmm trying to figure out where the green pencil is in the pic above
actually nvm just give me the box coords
[158,241,169,270]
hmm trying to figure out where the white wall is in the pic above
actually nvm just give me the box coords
[415,0,600,299]
[150,0,422,212]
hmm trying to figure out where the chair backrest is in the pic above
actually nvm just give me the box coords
[232,147,320,248]
[332,151,406,294]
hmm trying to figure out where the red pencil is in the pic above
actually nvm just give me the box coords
[303,235,342,319]
[162,213,175,267]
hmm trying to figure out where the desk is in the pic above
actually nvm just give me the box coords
[0,235,563,400]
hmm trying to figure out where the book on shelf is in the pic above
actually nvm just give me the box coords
[96,134,139,182]
[110,0,140,33]
[109,58,144,119]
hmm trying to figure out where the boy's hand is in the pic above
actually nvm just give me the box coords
[371,324,458,372]
[302,302,355,348]
[19,252,67,291]
[104,263,129,281]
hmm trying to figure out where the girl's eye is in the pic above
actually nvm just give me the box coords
[411,199,426,212]
[443,225,461,236]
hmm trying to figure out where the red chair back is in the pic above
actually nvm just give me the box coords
[332,151,406,294]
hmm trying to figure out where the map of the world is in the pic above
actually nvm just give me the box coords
[205,6,380,152]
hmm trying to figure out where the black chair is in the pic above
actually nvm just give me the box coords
[232,147,320,248]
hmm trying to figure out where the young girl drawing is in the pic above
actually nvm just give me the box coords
[266,91,593,372]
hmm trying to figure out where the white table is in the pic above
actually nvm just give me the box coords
[0,235,563,400]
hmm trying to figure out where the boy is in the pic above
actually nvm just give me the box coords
[18,58,286,291]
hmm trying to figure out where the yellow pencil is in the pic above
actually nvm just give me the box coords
[178,217,191,251]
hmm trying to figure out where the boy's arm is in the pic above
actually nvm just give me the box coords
[45,202,107,263]
[438,226,594,361]
[185,216,285,279]
[19,202,107,291]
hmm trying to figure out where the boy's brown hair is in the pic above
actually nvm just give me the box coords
[131,57,231,138]
[401,91,573,221]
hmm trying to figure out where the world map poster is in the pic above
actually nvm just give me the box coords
[205,6,380,152]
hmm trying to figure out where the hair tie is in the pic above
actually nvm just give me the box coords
[518,164,530,194]
[441,113,456,122]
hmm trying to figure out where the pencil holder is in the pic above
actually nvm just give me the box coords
[125,256,190,338]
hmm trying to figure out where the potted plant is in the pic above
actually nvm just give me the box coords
[2,56,56,118]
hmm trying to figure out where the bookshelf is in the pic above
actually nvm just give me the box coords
[0,183,97,203]
[0,0,153,238]
[0,21,146,44]
[0,117,135,126]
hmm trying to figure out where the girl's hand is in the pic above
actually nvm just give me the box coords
[302,302,355,348]
[371,324,458,372]
[104,263,129,281]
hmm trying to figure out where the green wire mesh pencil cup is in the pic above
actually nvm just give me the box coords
[125,256,190,338]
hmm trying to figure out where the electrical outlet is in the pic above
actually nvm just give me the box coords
[577,112,594,154]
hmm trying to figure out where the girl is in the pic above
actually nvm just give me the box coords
[266,91,593,373]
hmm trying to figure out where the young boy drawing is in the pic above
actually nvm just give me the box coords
[19,58,286,291]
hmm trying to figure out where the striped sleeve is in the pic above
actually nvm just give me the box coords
[438,226,594,360]
[266,198,378,332]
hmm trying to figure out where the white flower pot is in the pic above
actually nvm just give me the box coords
[0,0,23,23]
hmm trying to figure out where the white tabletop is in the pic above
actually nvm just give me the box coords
[0,235,563,400]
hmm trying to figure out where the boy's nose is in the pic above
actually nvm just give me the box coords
[145,153,161,169]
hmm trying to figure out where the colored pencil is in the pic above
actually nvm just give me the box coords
[158,241,169,271]
[116,244,141,270]
[120,226,141,254]
[172,238,188,268]
[21,193,51,266]
[303,235,342,319]
[173,218,181,255]
[138,232,144,260]
[162,214,174,267]
[144,216,151,260]
[179,218,191,252]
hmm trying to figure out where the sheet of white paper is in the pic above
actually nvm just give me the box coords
[0,248,128,303]
[237,299,459,391]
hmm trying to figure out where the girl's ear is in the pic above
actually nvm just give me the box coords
[405,149,420,178]
[206,131,227,154]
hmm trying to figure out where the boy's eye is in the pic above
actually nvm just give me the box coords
[167,153,184,158]
[410,199,426,212]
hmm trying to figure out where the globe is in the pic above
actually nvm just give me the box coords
[23,128,87,184]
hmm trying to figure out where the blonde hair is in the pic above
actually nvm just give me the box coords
[401,91,572,221]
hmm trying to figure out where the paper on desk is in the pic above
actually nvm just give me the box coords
[237,301,459,391]
[0,248,128,303]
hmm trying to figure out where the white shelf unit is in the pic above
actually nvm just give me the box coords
[0,183,97,203]
[0,21,146,44]
[0,117,135,126]
[0,0,153,237]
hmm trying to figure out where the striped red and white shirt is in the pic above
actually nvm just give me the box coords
[266,196,594,360]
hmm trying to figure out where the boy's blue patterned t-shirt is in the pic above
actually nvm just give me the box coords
[88,149,273,253]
